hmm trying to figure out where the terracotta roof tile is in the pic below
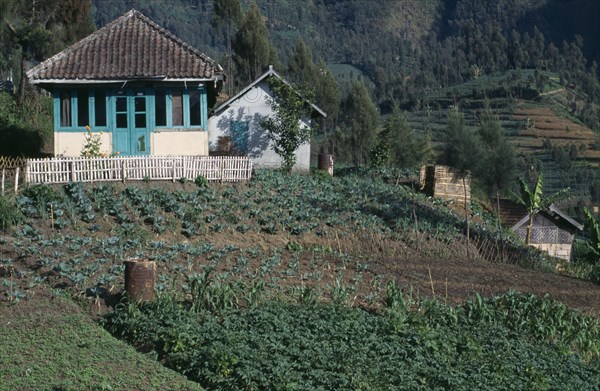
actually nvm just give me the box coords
[27,9,223,82]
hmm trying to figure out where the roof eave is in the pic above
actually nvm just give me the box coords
[30,76,222,85]
[214,66,326,118]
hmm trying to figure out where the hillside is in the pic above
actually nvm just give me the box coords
[407,69,600,199]
[1,170,599,389]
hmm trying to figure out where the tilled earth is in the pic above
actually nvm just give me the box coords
[2,237,599,316]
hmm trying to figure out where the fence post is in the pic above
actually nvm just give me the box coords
[172,157,176,183]
[70,161,75,182]
[24,161,28,185]
[220,157,225,183]
[182,156,186,181]
[121,160,126,183]
[14,167,19,194]
[1,169,5,195]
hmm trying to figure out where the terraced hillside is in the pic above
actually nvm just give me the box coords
[408,70,600,198]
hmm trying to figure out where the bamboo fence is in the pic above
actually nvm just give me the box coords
[0,157,26,195]
[24,156,253,186]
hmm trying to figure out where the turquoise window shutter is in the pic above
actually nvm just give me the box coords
[230,120,249,155]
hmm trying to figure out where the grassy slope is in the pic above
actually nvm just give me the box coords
[0,291,203,391]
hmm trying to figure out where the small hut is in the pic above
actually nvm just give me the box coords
[419,165,471,204]
[497,199,583,261]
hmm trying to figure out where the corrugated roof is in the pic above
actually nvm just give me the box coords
[27,9,223,83]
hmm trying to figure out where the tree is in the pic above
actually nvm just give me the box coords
[476,109,517,209]
[370,103,429,169]
[441,108,483,257]
[260,77,315,173]
[337,79,379,165]
[233,1,275,86]
[2,0,94,105]
[389,104,430,168]
[582,208,600,265]
[512,174,570,244]
[213,0,242,97]
[313,59,340,154]
[287,39,318,86]
[475,108,517,255]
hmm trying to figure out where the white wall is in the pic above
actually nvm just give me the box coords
[54,132,112,157]
[54,131,208,157]
[151,131,208,156]
[208,81,311,172]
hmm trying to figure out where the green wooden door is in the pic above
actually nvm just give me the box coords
[113,90,150,155]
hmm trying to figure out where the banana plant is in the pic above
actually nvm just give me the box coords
[512,174,570,244]
[583,208,600,264]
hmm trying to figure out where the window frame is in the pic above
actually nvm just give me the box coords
[153,87,206,130]
[54,88,109,132]
[54,86,207,132]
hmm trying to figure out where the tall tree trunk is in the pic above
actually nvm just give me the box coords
[17,51,27,105]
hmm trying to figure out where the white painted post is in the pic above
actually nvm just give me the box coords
[220,157,225,183]
[1,169,5,195]
[14,167,19,193]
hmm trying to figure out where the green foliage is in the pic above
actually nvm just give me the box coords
[441,108,482,176]
[0,194,22,231]
[80,126,104,157]
[512,174,571,244]
[103,291,600,390]
[314,59,340,152]
[336,79,380,165]
[0,91,52,156]
[582,208,600,265]
[387,104,429,168]
[368,138,391,169]
[233,1,276,85]
[0,294,203,390]
[3,0,95,103]
[475,108,517,196]
[287,39,318,86]
[194,175,209,188]
[261,77,315,173]
[213,0,243,97]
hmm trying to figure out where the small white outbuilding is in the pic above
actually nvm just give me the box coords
[208,66,326,172]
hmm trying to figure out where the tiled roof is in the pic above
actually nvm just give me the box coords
[27,9,223,83]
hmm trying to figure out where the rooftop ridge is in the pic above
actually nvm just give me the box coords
[27,9,222,81]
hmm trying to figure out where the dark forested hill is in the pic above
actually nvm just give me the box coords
[91,0,599,109]
[1,0,598,202]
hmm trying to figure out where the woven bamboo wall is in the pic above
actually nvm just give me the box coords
[0,156,26,169]
[420,165,471,204]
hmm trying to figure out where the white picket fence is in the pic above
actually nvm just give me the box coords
[25,156,253,185]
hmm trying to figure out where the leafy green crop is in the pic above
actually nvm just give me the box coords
[103,291,600,391]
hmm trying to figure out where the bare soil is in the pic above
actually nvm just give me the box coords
[2,229,599,316]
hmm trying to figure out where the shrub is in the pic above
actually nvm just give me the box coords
[0,194,22,231]
[194,175,208,188]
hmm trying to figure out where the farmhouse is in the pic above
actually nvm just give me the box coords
[498,199,583,261]
[26,9,224,157]
[208,66,326,172]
